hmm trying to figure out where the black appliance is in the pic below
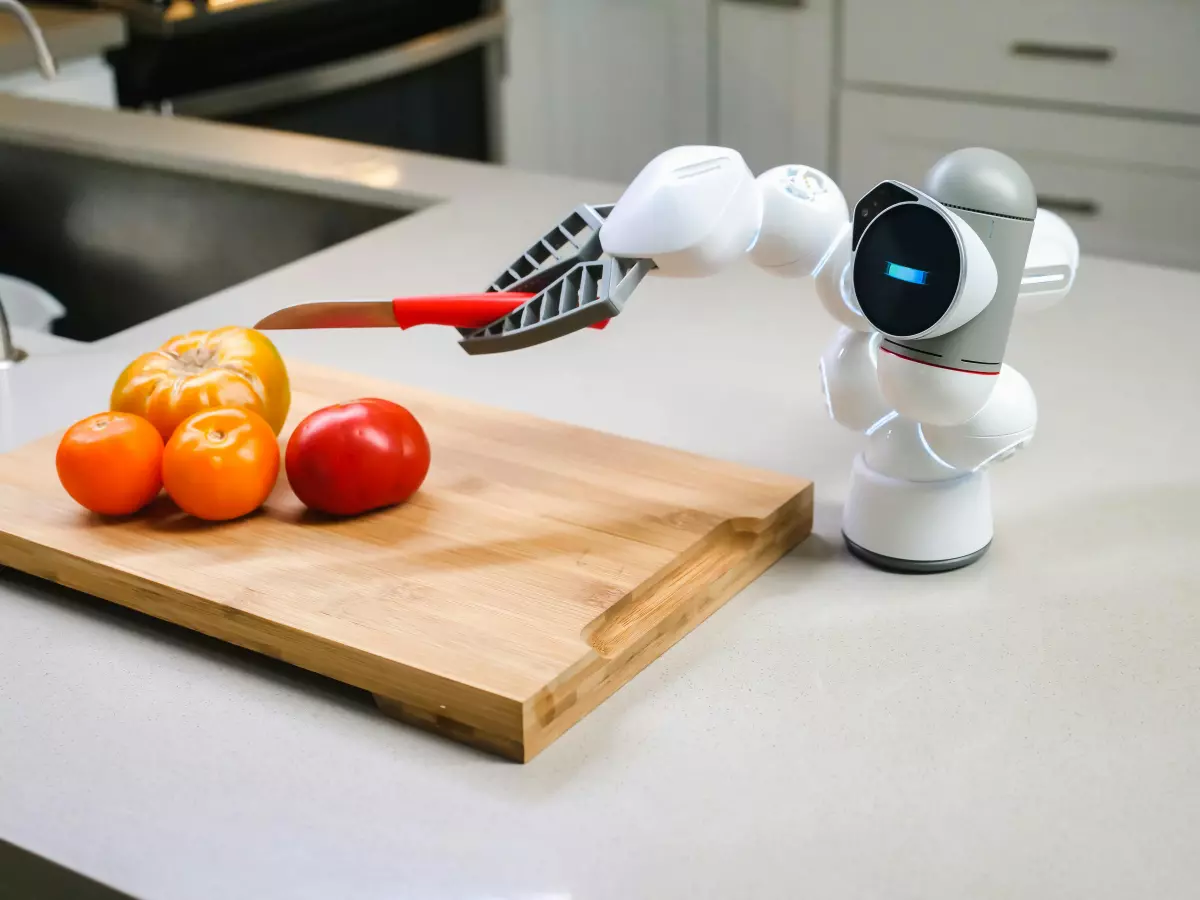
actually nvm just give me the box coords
[100,0,505,161]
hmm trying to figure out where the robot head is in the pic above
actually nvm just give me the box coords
[850,149,1038,425]
[850,181,998,340]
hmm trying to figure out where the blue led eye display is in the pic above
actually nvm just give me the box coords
[885,262,928,285]
[854,204,960,336]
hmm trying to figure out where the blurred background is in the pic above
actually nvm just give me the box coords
[6,0,1199,271]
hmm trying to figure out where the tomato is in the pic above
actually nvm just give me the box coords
[56,412,164,516]
[111,326,291,442]
[162,407,280,521]
[285,398,430,516]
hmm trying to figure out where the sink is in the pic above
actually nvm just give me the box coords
[0,141,405,342]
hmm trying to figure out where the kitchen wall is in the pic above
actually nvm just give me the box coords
[501,0,1200,271]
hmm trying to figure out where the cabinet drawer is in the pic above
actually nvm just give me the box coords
[837,91,1200,271]
[844,0,1200,118]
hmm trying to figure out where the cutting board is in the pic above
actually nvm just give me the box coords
[0,361,813,761]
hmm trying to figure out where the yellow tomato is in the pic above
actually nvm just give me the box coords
[111,326,291,442]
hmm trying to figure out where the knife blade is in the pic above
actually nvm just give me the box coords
[255,294,610,332]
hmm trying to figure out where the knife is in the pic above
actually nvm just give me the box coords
[255,293,610,332]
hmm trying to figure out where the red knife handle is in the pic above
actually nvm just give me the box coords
[391,294,609,330]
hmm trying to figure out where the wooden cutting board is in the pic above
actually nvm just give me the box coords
[0,361,812,761]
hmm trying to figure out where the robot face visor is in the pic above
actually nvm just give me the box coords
[852,187,997,340]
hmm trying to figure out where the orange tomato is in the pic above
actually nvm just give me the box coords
[162,407,280,522]
[110,326,290,442]
[56,412,164,516]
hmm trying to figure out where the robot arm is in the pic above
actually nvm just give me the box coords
[598,148,1079,326]
[592,145,1078,475]
[469,145,1079,355]
[599,149,856,287]
[473,145,1076,477]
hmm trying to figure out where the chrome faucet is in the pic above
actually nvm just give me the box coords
[0,0,56,367]
[0,0,56,79]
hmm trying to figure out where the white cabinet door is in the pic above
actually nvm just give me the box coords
[501,0,710,184]
[716,0,833,175]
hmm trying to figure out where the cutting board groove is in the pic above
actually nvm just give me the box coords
[0,361,812,761]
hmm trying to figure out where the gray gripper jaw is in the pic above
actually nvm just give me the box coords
[459,254,654,355]
[458,203,654,354]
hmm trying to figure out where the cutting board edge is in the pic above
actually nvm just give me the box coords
[0,530,528,745]
[517,481,814,762]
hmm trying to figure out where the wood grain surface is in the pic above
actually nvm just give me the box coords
[0,361,813,761]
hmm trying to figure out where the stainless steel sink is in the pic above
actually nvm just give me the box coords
[0,141,404,342]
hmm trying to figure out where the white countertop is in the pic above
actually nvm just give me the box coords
[1,97,1198,900]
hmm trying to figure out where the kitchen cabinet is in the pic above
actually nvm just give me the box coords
[716,0,833,174]
[838,0,1200,271]
[501,0,710,184]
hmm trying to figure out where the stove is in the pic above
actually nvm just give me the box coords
[75,0,507,161]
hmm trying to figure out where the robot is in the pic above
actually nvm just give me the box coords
[743,147,1080,571]
[260,145,1080,572]
[511,144,1079,572]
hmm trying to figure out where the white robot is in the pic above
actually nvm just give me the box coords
[594,145,1079,572]
[261,144,1079,572]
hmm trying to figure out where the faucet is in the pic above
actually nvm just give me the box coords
[0,0,56,79]
[0,0,55,367]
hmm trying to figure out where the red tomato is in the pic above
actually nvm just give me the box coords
[285,398,430,516]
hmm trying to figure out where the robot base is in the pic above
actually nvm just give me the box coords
[844,533,990,574]
[841,454,993,573]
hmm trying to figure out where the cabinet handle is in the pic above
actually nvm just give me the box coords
[1037,195,1100,218]
[1010,41,1114,63]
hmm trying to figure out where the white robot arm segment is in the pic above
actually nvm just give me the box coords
[1018,208,1081,312]
[599,146,762,277]
[821,324,1039,472]
[598,149,864,301]
[749,164,850,276]
[819,327,891,433]
[919,364,1038,472]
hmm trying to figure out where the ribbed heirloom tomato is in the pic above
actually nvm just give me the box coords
[111,326,291,442]
[162,407,280,521]
[285,398,430,516]
[56,412,164,516]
